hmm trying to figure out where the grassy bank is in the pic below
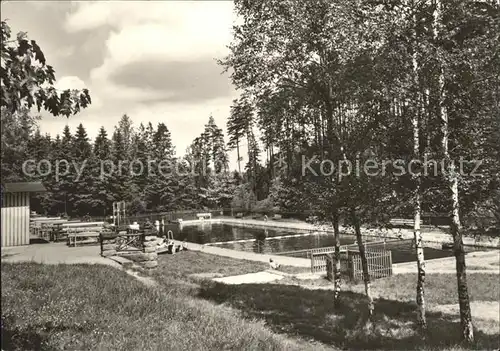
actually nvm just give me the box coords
[198,274,499,350]
[1,261,332,351]
[148,252,498,350]
[3,251,498,350]
[343,273,500,305]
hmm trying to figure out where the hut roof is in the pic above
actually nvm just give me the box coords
[1,182,47,193]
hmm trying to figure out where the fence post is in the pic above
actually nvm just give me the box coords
[326,254,333,282]
[389,250,393,276]
[346,246,349,272]
[99,233,103,255]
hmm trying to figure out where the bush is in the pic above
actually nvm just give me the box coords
[128,198,147,215]
[231,184,257,212]
[253,198,274,214]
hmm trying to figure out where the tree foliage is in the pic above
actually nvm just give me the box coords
[1,21,91,117]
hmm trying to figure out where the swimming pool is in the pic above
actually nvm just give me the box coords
[168,222,477,264]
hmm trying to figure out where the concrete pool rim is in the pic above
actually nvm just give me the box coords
[177,218,500,249]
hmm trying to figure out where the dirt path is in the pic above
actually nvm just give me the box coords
[1,242,121,267]
[393,250,500,275]
[1,242,161,288]
[213,271,285,284]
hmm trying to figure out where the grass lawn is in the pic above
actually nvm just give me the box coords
[276,272,500,304]
[3,251,498,351]
[466,265,494,270]
[146,252,499,350]
[146,251,269,296]
[1,261,332,351]
[196,272,499,350]
[343,273,500,305]
[152,250,269,276]
[146,251,310,288]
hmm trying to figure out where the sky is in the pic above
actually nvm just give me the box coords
[1,0,244,169]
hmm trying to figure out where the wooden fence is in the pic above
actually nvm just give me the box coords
[308,240,390,273]
[326,254,334,281]
[325,249,393,281]
[311,249,341,273]
[351,249,393,280]
[115,232,144,252]
[277,245,343,259]
[325,253,352,280]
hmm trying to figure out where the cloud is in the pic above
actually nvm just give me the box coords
[64,2,178,32]
[48,1,242,168]
[54,75,86,90]
[65,2,235,104]
[65,2,233,35]
[54,45,76,59]
[109,59,233,103]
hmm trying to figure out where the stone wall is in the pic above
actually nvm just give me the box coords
[101,234,117,257]
[100,233,159,269]
[124,235,158,269]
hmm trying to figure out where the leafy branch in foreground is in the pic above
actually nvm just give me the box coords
[0,20,91,117]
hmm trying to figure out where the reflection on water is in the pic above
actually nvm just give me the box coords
[172,223,359,250]
[169,223,477,263]
[217,234,359,254]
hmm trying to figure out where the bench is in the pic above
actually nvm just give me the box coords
[67,231,101,246]
[62,222,105,247]
[30,218,70,240]
[196,213,212,220]
[272,214,282,220]
[235,212,243,218]
[389,218,414,228]
[422,212,450,226]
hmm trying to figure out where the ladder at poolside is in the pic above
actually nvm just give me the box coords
[166,230,174,241]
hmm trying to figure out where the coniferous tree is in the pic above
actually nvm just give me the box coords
[146,123,177,211]
[54,125,75,216]
[246,125,260,196]
[108,129,134,205]
[71,124,93,216]
[228,95,253,174]
[180,149,201,209]
[27,129,52,213]
[92,126,113,216]
[117,114,134,158]
[205,115,229,173]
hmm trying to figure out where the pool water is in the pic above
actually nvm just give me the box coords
[168,223,476,264]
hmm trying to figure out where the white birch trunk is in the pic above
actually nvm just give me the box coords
[411,0,427,328]
[434,0,474,342]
